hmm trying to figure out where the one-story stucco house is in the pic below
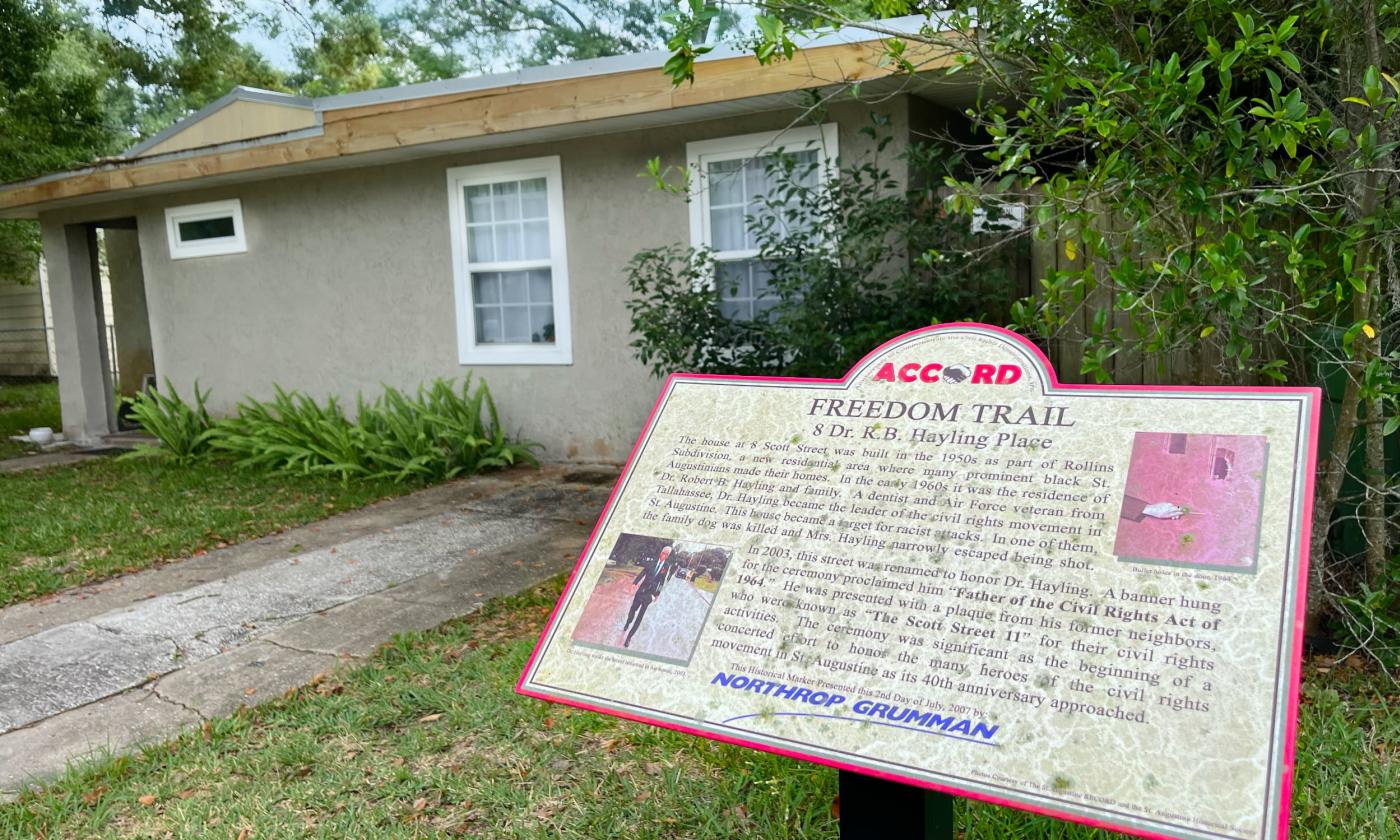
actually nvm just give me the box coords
[0,16,978,461]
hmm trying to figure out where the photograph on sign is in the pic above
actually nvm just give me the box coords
[518,324,1318,840]
[1114,432,1269,573]
[570,533,733,665]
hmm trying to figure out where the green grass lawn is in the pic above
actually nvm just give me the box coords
[3,578,1395,839]
[0,380,60,460]
[0,457,411,608]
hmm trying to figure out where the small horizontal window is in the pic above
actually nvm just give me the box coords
[165,199,246,259]
[177,216,236,242]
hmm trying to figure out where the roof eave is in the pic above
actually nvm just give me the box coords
[0,16,974,219]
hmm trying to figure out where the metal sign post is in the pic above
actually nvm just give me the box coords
[838,771,954,839]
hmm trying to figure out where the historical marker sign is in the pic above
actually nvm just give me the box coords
[518,324,1318,840]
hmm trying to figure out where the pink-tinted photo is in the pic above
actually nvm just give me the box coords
[1113,432,1269,572]
[571,533,732,665]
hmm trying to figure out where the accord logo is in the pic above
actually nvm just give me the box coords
[872,362,1023,385]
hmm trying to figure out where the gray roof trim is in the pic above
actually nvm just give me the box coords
[122,86,316,159]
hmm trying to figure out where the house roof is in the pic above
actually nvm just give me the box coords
[0,14,975,219]
[122,87,317,159]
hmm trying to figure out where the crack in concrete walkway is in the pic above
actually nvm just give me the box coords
[0,464,614,798]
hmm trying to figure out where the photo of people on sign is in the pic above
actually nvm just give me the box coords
[1114,432,1269,572]
[570,533,732,665]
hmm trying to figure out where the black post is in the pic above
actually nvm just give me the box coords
[838,770,955,839]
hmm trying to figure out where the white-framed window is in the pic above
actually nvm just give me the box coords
[164,199,246,259]
[687,124,838,321]
[446,156,572,365]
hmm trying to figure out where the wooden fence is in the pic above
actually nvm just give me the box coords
[0,272,51,377]
[1019,220,1248,388]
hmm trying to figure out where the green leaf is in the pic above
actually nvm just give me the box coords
[1363,65,1383,103]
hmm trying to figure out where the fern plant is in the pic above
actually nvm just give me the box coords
[205,377,538,483]
[207,386,369,481]
[119,380,216,463]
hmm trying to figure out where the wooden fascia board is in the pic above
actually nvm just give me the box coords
[0,35,963,215]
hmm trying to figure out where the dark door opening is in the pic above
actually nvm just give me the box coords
[90,218,156,432]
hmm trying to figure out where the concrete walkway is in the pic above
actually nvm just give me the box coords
[0,431,152,474]
[0,464,616,798]
[0,449,115,473]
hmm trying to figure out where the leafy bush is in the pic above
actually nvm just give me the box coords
[356,379,532,482]
[207,377,538,483]
[119,379,215,463]
[1333,555,1400,669]
[626,130,1020,378]
[204,386,368,479]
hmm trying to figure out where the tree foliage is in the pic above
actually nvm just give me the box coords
[101,0,285,135]
[0,0,283,284]
[286,0,397,95]
[282,0,679,92]
[0,0,129,282]
[662,0,1399,645]
[0,0,680,285]
[949,0,1399,643]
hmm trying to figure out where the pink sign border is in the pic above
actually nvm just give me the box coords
[517,322,1321,840]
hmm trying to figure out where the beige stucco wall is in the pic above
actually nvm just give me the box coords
[40,96,927,461]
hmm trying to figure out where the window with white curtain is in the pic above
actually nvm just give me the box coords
[686,125,837,320]
[447,157,572,365]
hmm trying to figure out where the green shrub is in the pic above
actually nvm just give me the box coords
[1333,555,1400,669]
[119,379,215,463]
[207,377,538,483]
[356,378,533,482]
[626,129,1021,379]
[204,386,368,479]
